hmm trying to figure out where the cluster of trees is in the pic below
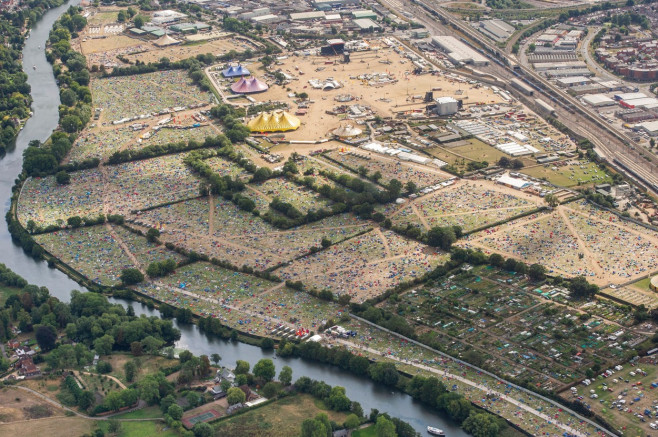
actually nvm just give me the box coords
[567,276,599,300]
[22,7,91,176]
[107,134,227,165]
[27,290,180,369]
[209,104,251,143]
[0,0,70,155]
[497,156,524,170]
[146,258,178,278]
[59,374,96,410]
[604,11,651,30]
[407,374,505,436]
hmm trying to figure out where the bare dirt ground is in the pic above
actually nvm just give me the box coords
[0,417,95,436]
[211,42,503,141]
[0,387,64,423]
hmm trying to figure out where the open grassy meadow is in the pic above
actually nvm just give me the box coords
[212,394,348,437]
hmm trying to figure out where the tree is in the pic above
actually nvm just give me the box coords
[55,170,71,185]
[60,89,77,107]
[120,268,144,285]
[344,413,360,429]
[528,264,546,282]
[61,114,82,133]
[159,394,177,414]
[35,325,57,351]
[253,358,275,382]
[426,226,456,250]
[117,10,126,22]
[67,216,82,227]
[321,237,332,249]
[300,413,332,437]
[568,276,598,299]
[134,15,145,28]
[227,387,246,405]
[279,365,292,386]
[405,181,417,194]
[544,193,559,208]
[262,381,279,398]
[260,337,274,350]
[124,360,137,383]
[375,415,397,437]
[235,360,250,374]
[167,404,184,420]
[146,228,160,242]
[211,353,221,365]
[463,412,501,437]
[192,422,213,437]
[93,334,115,356]
[107,418,121,435]
[368,362,399,386]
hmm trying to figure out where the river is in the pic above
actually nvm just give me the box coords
[0,3,466,435]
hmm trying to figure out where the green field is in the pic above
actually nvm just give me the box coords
[111,406,164,420]
[213,394,348,437]
[523,161,612,187]
[0,285,21,306]
[630,276,654,292]
[97,420,176,437]
[352,425,377,437]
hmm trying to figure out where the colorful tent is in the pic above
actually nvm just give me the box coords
[231,76,269,94]
[153,34,180,47]
[247,111,301,132]
[222,65,250,78]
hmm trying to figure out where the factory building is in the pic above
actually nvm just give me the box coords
[582,94,616,107]
[431,36,489,66]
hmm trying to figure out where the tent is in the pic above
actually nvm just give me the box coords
[231,76,269,94]
[222,65,250,78]
[247,111,301,132]
[153,34,180,47]
[332,124,362,137]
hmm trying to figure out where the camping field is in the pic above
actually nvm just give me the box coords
[91,70,214,122]
[324,147,450,188]
[389,180,542,232]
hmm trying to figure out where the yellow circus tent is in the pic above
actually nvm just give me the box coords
[247,110,300,132]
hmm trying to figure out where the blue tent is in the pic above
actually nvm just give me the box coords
[222,65,250,78]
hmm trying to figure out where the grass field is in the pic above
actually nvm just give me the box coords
[106,353,179,385]
[213,394,348,437]
[352,425,377,437]
[630,276,654,292]
[97,419,177,437]
[523,161,612,188]
[0,285,21,306]
[112,406,164,419]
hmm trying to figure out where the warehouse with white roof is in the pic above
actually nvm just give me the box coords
[431,36,489,66]
[582,94,616,107]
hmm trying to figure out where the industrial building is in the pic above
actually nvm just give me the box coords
[151,10,187,25]
[582,94,615,107]
[637,120,658,136]
[353,18,380,31]
[431,36,489,66]
[352,10,377,19]
[556,76,591,87]
[434,97,460,116]
[477,19,514,42]
[313,0,360,10]
[289,11,326,20]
